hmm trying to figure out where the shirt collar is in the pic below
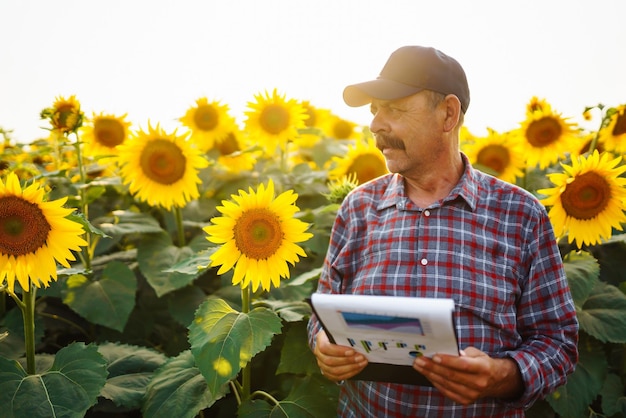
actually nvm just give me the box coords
[376,153,479,211]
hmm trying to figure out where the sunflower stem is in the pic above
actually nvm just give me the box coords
[586,133,599,155]
[7,289,26,310]
[241,285,251,401]
[52,132,62,172]
[23,285,37,374]
[280,142,289,173]
[250,390,281,406]
[174,206,186,247]
[73,131,92,271]
[0,287,6,317]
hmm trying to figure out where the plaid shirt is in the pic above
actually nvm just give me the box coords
[308,154,578,417]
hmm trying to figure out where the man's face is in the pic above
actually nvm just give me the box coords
[369,92,446,176]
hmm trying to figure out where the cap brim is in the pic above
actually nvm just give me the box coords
[343,79,424,107]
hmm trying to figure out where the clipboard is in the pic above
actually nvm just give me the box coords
[309,293,459,386]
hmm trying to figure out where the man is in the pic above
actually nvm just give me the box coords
[307,46,578,417]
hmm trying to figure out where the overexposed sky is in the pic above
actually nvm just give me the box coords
[1,0,625,144]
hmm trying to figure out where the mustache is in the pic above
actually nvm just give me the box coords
[375,134,406,151]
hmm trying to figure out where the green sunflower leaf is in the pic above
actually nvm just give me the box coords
[97,343,167,409]
[142,350,224,418]
[0,307,45,360]
[166,285,210,327]
[562,250,600,308]
[96,210,163,236]
[601,373,626,416]
[0,342,107,418]
[137,232,200,297]
[62,261,137,332]
[546,334,607,417]
[577,280,626,343]
[188,298,283,398]
[276,322,319,375]
[238,375,339,418]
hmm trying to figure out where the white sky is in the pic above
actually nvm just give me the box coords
[1,0,625,144]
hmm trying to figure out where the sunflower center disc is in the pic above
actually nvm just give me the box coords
[234,209,283,260]
[0,195,51,256]
[94,118,126,147]
[477,144,510,175]
[561,171,610,220]
[140,139,187,185]
[612,111,626,136]
[260,105,290,135]
[194,105,220,131]
[217,133,240,155]
[333,120,353,139]
[527,117,563,147]
[350,154,388,184]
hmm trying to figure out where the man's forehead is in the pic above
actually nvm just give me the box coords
[370,93,422,107]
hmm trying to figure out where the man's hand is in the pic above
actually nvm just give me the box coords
[313,330,368,382]
[412,347,524,405]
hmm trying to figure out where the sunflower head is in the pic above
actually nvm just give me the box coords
[117,122,209,210]
[81,112,131,158]
[514,97,580,169]
[0,172,87,292]
[328,136,389,185]
[323,114,359,140]
[40,95,84,134]
[180,98,238,152]
[598,104,626,154]
[463,128,525,184]
[244,89,308,155]
[212,128,257,174]
[324,173,359,204]
[538,150,626,248]
[203,179,313,292]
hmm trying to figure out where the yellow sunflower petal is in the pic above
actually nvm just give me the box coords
[203,179,313,291]
[540,150,626,247]
[244,89,308,155]
[328,136,389,184]
[512,97,580,169]
[0,173,87,293]
[117,122,208,210]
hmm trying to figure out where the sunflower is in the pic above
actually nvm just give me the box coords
[81,112,131,158]
[0,172,87,293]
[40,95,84,134]
[598,104,626,154]
[244,89,308,155]
[117,123,208,210]
[212,128,257,173]
[300,101,323,129]
[538,150,626,248]
[203,179,313,292]
[513,97,579,169]
[328,136,389,184]
[179,98,238,152]
[322,114,359,140]
[463,128,525,184]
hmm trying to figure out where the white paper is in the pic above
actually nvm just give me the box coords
[311,293,459,366]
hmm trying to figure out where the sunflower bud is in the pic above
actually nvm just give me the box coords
[40,95,84,135]
[324,173,359,204]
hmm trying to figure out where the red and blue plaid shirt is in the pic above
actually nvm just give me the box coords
[308,154,578,417]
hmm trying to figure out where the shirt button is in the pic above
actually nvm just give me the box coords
[420,258,428,266]
[424,210,430,217]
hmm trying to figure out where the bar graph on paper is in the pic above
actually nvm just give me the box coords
[311,293,459,366]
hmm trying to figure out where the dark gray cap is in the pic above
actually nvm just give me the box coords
[343,46,470,113]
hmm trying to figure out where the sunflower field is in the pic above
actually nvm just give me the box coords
[0,92,625,418]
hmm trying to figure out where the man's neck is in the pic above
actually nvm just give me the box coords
[403,153,464,208]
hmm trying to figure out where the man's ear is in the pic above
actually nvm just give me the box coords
[442,94,462,132]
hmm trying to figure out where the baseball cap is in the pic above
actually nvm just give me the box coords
[343,46,470,114]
